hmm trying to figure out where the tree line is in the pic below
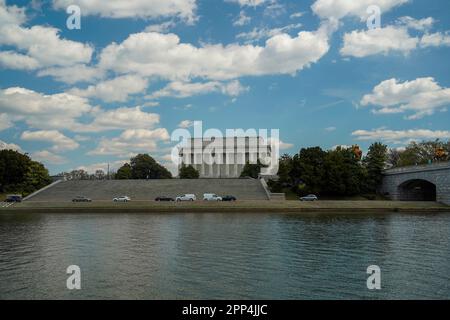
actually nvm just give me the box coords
[0,149,51,196]
[268,139,449,198]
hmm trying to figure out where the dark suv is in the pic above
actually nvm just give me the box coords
[5,195,22,202]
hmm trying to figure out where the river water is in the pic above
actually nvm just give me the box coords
[0,212,449,299]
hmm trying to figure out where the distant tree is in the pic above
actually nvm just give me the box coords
[277,154,293,187]
[115,163,132,180]
[22,161,51,194]
[240,160,266,179]
[395,140,449,167]
[387,148,402,168]
[363,142,388,193]
[94,170,106,180]
[179,165,199,179]
[292,147,327,195]
[130,154,172,179]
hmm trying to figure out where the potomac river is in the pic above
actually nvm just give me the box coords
[0,212,449,299]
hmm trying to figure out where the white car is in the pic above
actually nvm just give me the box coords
[176,194,196,202]
[203,193,222,201]
[113,196,131,202]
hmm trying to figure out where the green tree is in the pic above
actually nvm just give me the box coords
[179,164,200,179]
[240,160,266,179]
[363,142,388,193]
[130,154,172,179]
[292,147,326,195]
[22,161,51,194]
[115,163,132,180]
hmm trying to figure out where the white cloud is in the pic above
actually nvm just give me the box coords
[178,120,194,128]
[311,0,408,21]
[0,51,39,70]
[0,87,93,130]
[325,126,336,132]
[0,139,21,151]
[145,21,177,33]
[88,128,170,157]
[52,0,197,22]
[233,11,251,27]
[98,28,331,81]
[148,80,248,99]
[0,113,12,131]
[290,12,305,19]
[397,16,435,31]
[340,26,418,57]
[236,23,303,43]
[352,129,450,144]
[361,77,450,119]
[37,64,104,84]
[420,32,450,48]
[21,130,79,152]
[70,74,148,103]
[0,4,93,69]
[83,106,160,132]
[31,150,68,164]
[227,0,267,7]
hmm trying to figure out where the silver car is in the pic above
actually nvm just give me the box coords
[113,196,131,202]
[300,194,318,201]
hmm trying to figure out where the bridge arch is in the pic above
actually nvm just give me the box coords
[397,179,437,201]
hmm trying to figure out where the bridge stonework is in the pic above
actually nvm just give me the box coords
[381,162,450,205]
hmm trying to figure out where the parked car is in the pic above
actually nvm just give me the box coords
[176,194,196,202]
[72,196,92,202]
[113,196,131,202]
[300,194,318,201]
[203,193,222,201]
[5,194,22,202]
[155,196,175,202]
[222,195,237,202]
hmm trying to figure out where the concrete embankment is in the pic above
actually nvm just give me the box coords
[1,200,448,214]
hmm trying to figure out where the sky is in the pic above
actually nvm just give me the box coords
[1,0,450,175]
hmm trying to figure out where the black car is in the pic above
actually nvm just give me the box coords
[155,196,175,202]
[72,196,92,202]
[221,195,237,201]
[5,194,22,202]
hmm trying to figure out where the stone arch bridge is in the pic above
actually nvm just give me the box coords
[381,162,450,205]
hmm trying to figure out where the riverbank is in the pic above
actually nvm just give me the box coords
[0,200,448,214]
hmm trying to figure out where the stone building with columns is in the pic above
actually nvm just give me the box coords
[178,136,274,178]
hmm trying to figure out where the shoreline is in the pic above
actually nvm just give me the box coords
[1,200,449,214]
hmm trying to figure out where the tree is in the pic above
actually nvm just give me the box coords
[395,140,450,167]
[240,160,266,179]
[179,165,200,179]
[363,142,388,193]
[277,154,293,187]
[115,163,132,180]
[130,154,172,179]
[0,149,50,195]
[292,147,327,195]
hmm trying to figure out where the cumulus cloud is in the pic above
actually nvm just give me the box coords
[0,51,39,70]
[0,87,93,130]
[76,160,127,174]
[31,150,68,164]
[236,23,303,43]
[148,80,248,99]
[352,129,450,144]
[37,65,104,84]
[178,120,194,128]
[311,0,408,21]
[21,130,79,152]
[340,26,419,57]
[70,74,149,103]
[397,16,435,31]
[0,113,12,131]
[360,77,450,119]
[0,1,93,70]
[52,0,197,22]
[88,128,170,157]
[420,32,450,48]
[83,106,160,132]
[98,28,331,81]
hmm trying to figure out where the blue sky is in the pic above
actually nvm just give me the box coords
[1,0,450,175]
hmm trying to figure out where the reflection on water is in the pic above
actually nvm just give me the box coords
[0,212,449,299]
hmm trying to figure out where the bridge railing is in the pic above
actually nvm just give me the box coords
[383,161,450,175]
